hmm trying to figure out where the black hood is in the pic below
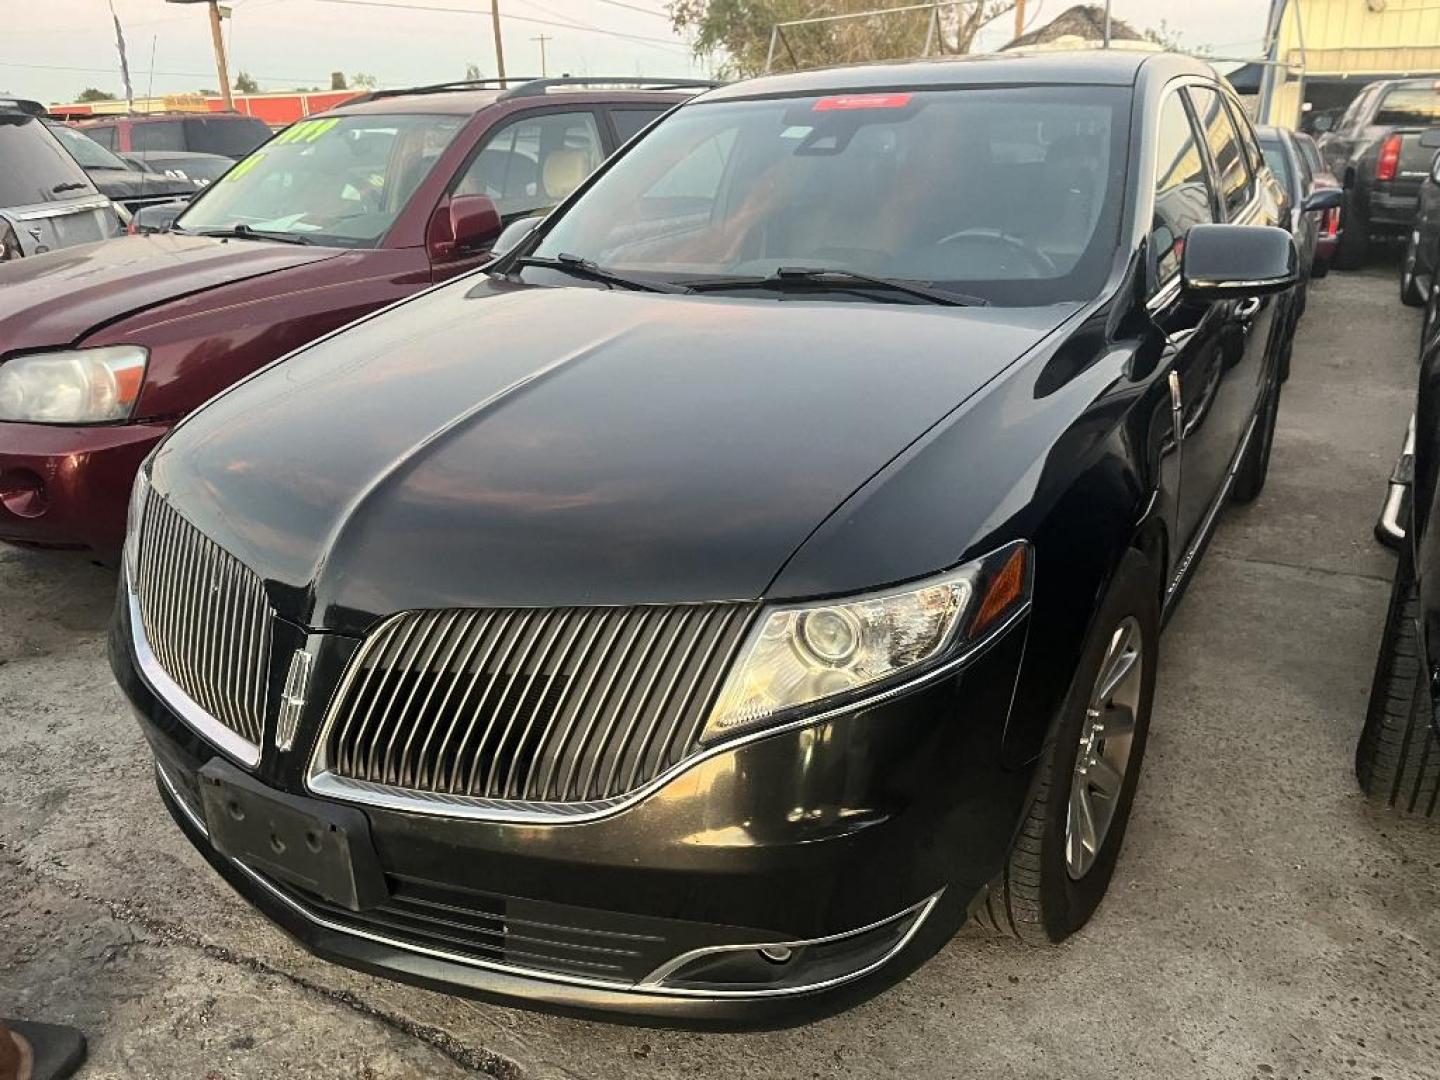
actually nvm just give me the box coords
[83,166,198,202]
[152,279,1070,633]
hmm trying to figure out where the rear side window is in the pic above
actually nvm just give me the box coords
[1189,86,1252,219]
[610,108,666,145]
[86,124,117,150]
[131,120,184,152]
[0,117,94,205]
[183,116,272,157]
[1375,86,1440,127]
[1260,139,1293,196]
[1150,93,1215,286]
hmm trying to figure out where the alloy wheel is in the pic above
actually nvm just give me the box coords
[1065,616,1144,880]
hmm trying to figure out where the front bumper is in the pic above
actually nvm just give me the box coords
[0,420,168,550]
[110,581,1035,1028]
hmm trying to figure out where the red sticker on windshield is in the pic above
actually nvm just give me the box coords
[813,93,913,112]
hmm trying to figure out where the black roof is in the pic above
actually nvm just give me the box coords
[703,50,1212,103]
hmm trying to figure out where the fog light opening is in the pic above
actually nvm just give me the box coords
[759,945,793,964]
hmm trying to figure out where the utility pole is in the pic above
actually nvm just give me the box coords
[1014,0,1025,40]
[490,0,506,81]
[208,0,234,109]
[531,34,551,77]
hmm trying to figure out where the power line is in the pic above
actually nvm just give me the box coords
[590,0,670,18]
[515,0,689,57]
[0,59,336,84]
[307,0,690,51]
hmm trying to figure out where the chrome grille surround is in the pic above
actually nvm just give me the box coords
[310,602,757,816]
[132,492,273,765]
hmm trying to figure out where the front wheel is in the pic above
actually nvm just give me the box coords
[1231,378,1281,504]
[1402,232,1426,307]
[973,550,1159,944]
[1356,548,1440,817]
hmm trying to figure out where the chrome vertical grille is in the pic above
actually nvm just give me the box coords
[134,493,273,752]
[318,602,756,806]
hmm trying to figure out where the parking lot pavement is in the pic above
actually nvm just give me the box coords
[3,264,1439,1080]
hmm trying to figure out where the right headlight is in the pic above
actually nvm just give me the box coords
[0,345,148,423]
[123,463,151,587]
[702,542,1032,743]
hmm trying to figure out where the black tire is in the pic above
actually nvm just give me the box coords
[1334,200,1369,270]
[1311,255,1331,280]
[1231,377,1280,503]
[1423,280,1440,357]
[973,549,1160,945]
[1356,549,1440,817]
[1401,232,1426,307]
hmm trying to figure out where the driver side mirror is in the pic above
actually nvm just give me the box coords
[491,214,543,259]
[428,194,502,261]
[1181,223,1297,300]
[1302,187,1344,213]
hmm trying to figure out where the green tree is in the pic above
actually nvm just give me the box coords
[75,87,117,103]
[669,0,1015,77]
[1143,18,1211,56]
[234,70,259,94]
[350,72,379,90]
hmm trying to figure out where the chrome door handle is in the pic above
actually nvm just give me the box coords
[1236,296,1262,320]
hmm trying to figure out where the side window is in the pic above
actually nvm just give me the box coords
[610,108,666,146]
[1224,95,1266,181]
[1188,86,1252,219]
[131,121,184,153]
[1150,92,1215,287]
[454,111,603,221]
[87,125,116,150]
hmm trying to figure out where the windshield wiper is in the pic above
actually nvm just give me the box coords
[511,252,688,294]
[197,223,313,246]
[686,266,988,307]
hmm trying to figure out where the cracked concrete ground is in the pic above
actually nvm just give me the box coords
[3,262,1440,1080]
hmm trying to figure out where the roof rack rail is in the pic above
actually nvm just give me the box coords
[347,76,543,105]
[495,76,721,100]
[0,98,47,118]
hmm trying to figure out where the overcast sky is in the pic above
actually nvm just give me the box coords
[5,0,1273,105]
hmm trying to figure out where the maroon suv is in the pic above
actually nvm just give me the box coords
[0,77,703,552]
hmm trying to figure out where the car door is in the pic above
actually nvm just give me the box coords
[1145,86,1234,566]
[434,107,606,283]
[1172,84,1279,542]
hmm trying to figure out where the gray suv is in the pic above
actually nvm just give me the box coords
[0,98,120,260]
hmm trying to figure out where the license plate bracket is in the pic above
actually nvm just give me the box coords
[198,758,387,912]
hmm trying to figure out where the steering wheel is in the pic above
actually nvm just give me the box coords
[934,228,1059,279]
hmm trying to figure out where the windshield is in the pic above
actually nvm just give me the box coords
[0,116,95,205]
[177,113,463,247]
[44,121,130,171]
[530,85,1129,306]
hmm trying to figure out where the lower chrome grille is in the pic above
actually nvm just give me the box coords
[135,493,273,752]
[268,873,672,982]
[317,602,756,805]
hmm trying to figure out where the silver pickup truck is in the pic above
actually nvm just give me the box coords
[0,98,120,260]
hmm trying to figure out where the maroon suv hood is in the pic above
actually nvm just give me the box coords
[0,233,342,352]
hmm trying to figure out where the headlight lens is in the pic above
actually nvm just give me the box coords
[123,464,150,586]
[703,542,1031,743]
[0,221,20,261]
[0,345,148,423]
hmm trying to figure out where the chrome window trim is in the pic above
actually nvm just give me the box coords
[155,758,938,1001]
[127,582,262,768]
[1185,275,1288,291]
[6,196,112,221]
[305,600,1031,825]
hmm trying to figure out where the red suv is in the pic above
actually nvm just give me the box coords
[0,77,704,552]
